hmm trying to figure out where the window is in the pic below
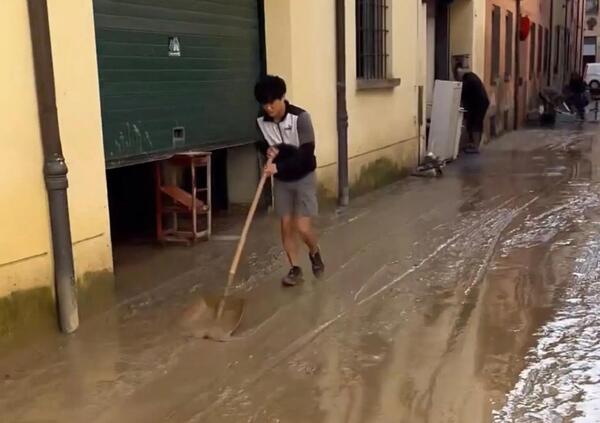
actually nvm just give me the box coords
[505,11,513,79]
[584,37,598,66]
[537,26,543,74]
[530,23,536,80]
[588,0,599,15]
[491,6,501,84]
[356,0,389,80]
[584,36,597,57]
[544,27,550,73]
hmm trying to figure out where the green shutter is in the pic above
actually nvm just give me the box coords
[93,0,261,168]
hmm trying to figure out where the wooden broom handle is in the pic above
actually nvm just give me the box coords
[227,158,273,281]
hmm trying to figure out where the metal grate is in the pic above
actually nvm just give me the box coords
[356,0,389,80]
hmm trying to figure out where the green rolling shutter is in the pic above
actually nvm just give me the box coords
[93,0,262,168]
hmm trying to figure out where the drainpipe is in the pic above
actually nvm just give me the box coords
[578,0,584,73]
[582,0,585,71]
[336,0,349,207]
[571,0,581,71]
[577,0,580,70]
[27,0,79,333]
[575,0,580,73]
[548,0,554,86]
[564,0,569,84]
[581,0,584,72]
[514,0,521,130]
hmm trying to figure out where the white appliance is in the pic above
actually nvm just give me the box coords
[429,80,464,162]
[585,63,600,89]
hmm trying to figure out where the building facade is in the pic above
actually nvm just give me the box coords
[584,0,600,65]
[551,0,585,89]
[1,0,113,347]
[430,0,586,139]
[484,0,584,134]
[265,0,422,195]
[0,0,586,344]
[1,0,423,343]
[485,0,552,132]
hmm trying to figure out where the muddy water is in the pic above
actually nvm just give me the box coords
[2,126,600,422]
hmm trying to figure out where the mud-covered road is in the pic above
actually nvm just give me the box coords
[3,125,600,422]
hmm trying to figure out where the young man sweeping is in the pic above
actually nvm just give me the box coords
[254,75,325,286]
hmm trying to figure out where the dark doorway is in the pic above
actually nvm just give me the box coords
[106,152,229,244]
[435,1,450,80]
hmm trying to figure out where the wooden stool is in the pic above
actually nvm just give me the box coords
[155,152,211,244]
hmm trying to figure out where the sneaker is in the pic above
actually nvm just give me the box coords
[282,266,303,286]
[309,249,325,279]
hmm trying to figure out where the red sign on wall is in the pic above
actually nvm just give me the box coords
[520,15,531,41]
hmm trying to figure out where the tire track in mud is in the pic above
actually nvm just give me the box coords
[183,193,542,422]
[297,177,600,423]
[189,170,600,422]
[494,181,600,423]
[227,189,518,340]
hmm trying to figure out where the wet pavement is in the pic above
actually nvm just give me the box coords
[3,124,600,422]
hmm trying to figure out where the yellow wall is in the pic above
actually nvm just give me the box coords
[345,0,420,186]
[417,0,428,160]
[450,0,474,64]
[472,0,487,76]
[265,0,338,193]
[0,0,112,299]
[264,0,420,195]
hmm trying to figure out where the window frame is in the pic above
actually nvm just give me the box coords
[584,35,598,59]
[355,0,400,89]
[491,5,501,85]
[505,10,514,81]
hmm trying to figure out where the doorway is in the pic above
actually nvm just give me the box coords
[425,0,451,151]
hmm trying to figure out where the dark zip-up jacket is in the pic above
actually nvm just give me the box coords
[256,102,317,182]
[461,72,490,113]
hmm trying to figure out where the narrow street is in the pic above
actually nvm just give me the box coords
[3,123,600,422]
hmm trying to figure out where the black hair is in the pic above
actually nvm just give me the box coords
[254,75,287,104]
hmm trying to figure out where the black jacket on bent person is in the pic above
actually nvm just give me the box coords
[461,72,490,132]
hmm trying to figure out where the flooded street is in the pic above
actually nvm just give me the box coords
[3,125,600,422]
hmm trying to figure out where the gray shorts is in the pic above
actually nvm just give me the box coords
[273,172,318,217]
